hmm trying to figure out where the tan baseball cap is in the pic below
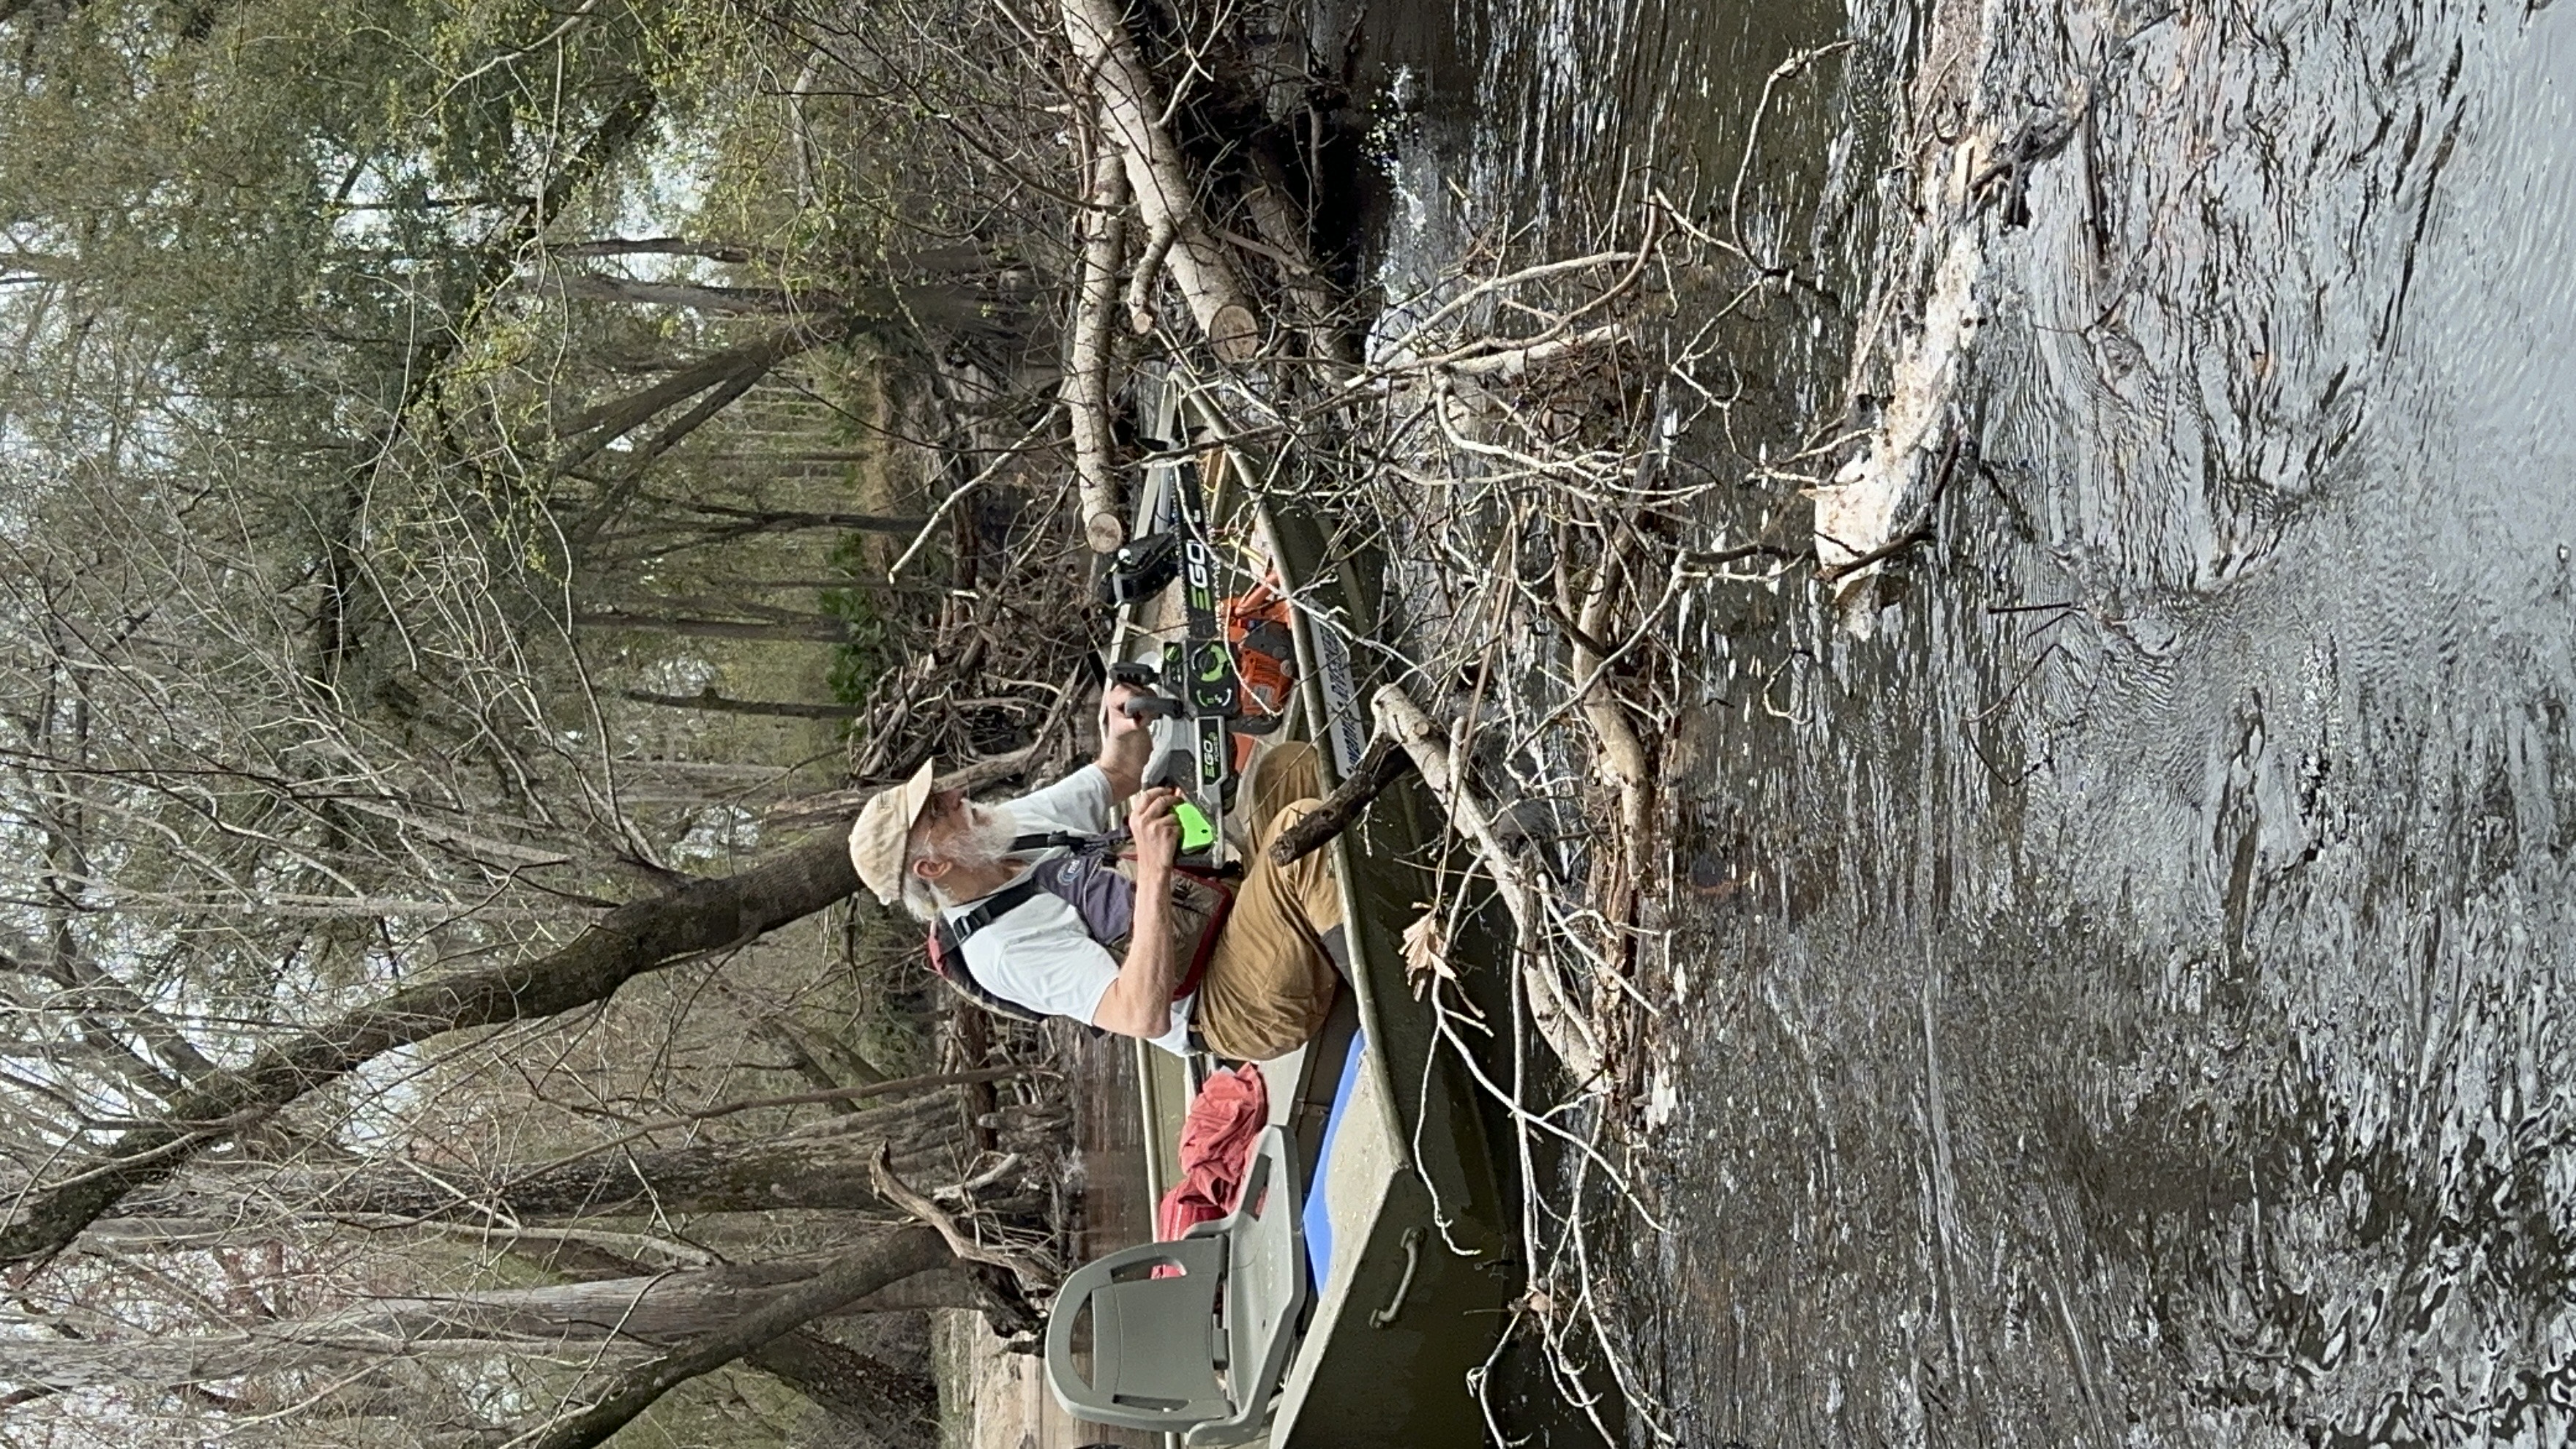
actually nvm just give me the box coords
[847,760,937,906]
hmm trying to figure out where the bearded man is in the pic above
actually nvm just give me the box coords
[845,680,1344,1059]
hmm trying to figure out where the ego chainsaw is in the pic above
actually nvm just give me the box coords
[1094,453,1293,866]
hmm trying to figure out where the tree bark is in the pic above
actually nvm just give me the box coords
[501,1225,954,1449]
[744,1330,937,1446]
[0,828,864,1268]
[572,610,849,644]
[128,1091,1007,1225]
[339,1262,983,1344]
[622,687,868,719]
[1064,113,1130,553]
[0,1326,544,1392]
[1057,0,1261,362]
[0,1264,968,1396]
[550,322,843,476]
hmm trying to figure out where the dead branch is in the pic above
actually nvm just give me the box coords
[1267,734,1415,866]
[1445,322,1634,382]
[869,1145,1053,1299]
[766,662,1092,828]
[1372,684,1603,1084]
[1568,528,1655,853]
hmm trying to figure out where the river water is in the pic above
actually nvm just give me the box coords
[1351,0,2576,1443]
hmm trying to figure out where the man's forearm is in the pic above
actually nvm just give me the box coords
[1095,868,1180,1038]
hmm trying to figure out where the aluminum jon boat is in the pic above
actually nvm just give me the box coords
[1044,369,1516,1447]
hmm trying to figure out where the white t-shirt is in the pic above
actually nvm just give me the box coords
[945,764,1197,1054]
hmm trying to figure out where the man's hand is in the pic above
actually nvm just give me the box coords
[1096,785,1182,1041]
[1096,680,1158,800]
[1127,786,1181,871]
[1101,679,1150,740]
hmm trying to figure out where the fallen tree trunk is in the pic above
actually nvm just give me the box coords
[342,1262,984,1346]
[744,1330,937,1447]
[125,1090,1031,1226]
[1057,0,1260,363]
[0,829,864,1269]
[501,1225,954,1449]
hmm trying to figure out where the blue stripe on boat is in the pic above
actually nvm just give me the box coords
[1300,1029,1367,1290]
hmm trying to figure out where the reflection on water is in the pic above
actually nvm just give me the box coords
[1364,0,2576,1442]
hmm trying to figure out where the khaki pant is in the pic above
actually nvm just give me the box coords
[1193,743,1344,1060]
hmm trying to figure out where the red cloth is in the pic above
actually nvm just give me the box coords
[1155,1063,1269,1247]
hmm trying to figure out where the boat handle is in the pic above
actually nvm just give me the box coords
[1370,1227,1426,1328]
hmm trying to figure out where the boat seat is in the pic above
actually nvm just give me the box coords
[1046,1125,1310,1445]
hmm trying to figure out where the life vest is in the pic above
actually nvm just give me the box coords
[924,832,1235,1024]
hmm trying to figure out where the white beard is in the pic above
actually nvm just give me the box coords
[944,804,1022,872]
[899,804,1026,923]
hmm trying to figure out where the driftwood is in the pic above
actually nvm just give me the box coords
[1445,321,1633,381]
[1371,685,1603,1085]
[1057,0,1259,363]
[1567,531,1654,851]
[1267,734,1414,866]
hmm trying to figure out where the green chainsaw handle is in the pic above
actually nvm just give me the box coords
[1172,801,1216,853]
[1141,748,1218,853]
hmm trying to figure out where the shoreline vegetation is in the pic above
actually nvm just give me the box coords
[0,0,1997,1441]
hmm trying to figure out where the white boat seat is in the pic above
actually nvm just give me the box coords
[1045,1125,1311,1445]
